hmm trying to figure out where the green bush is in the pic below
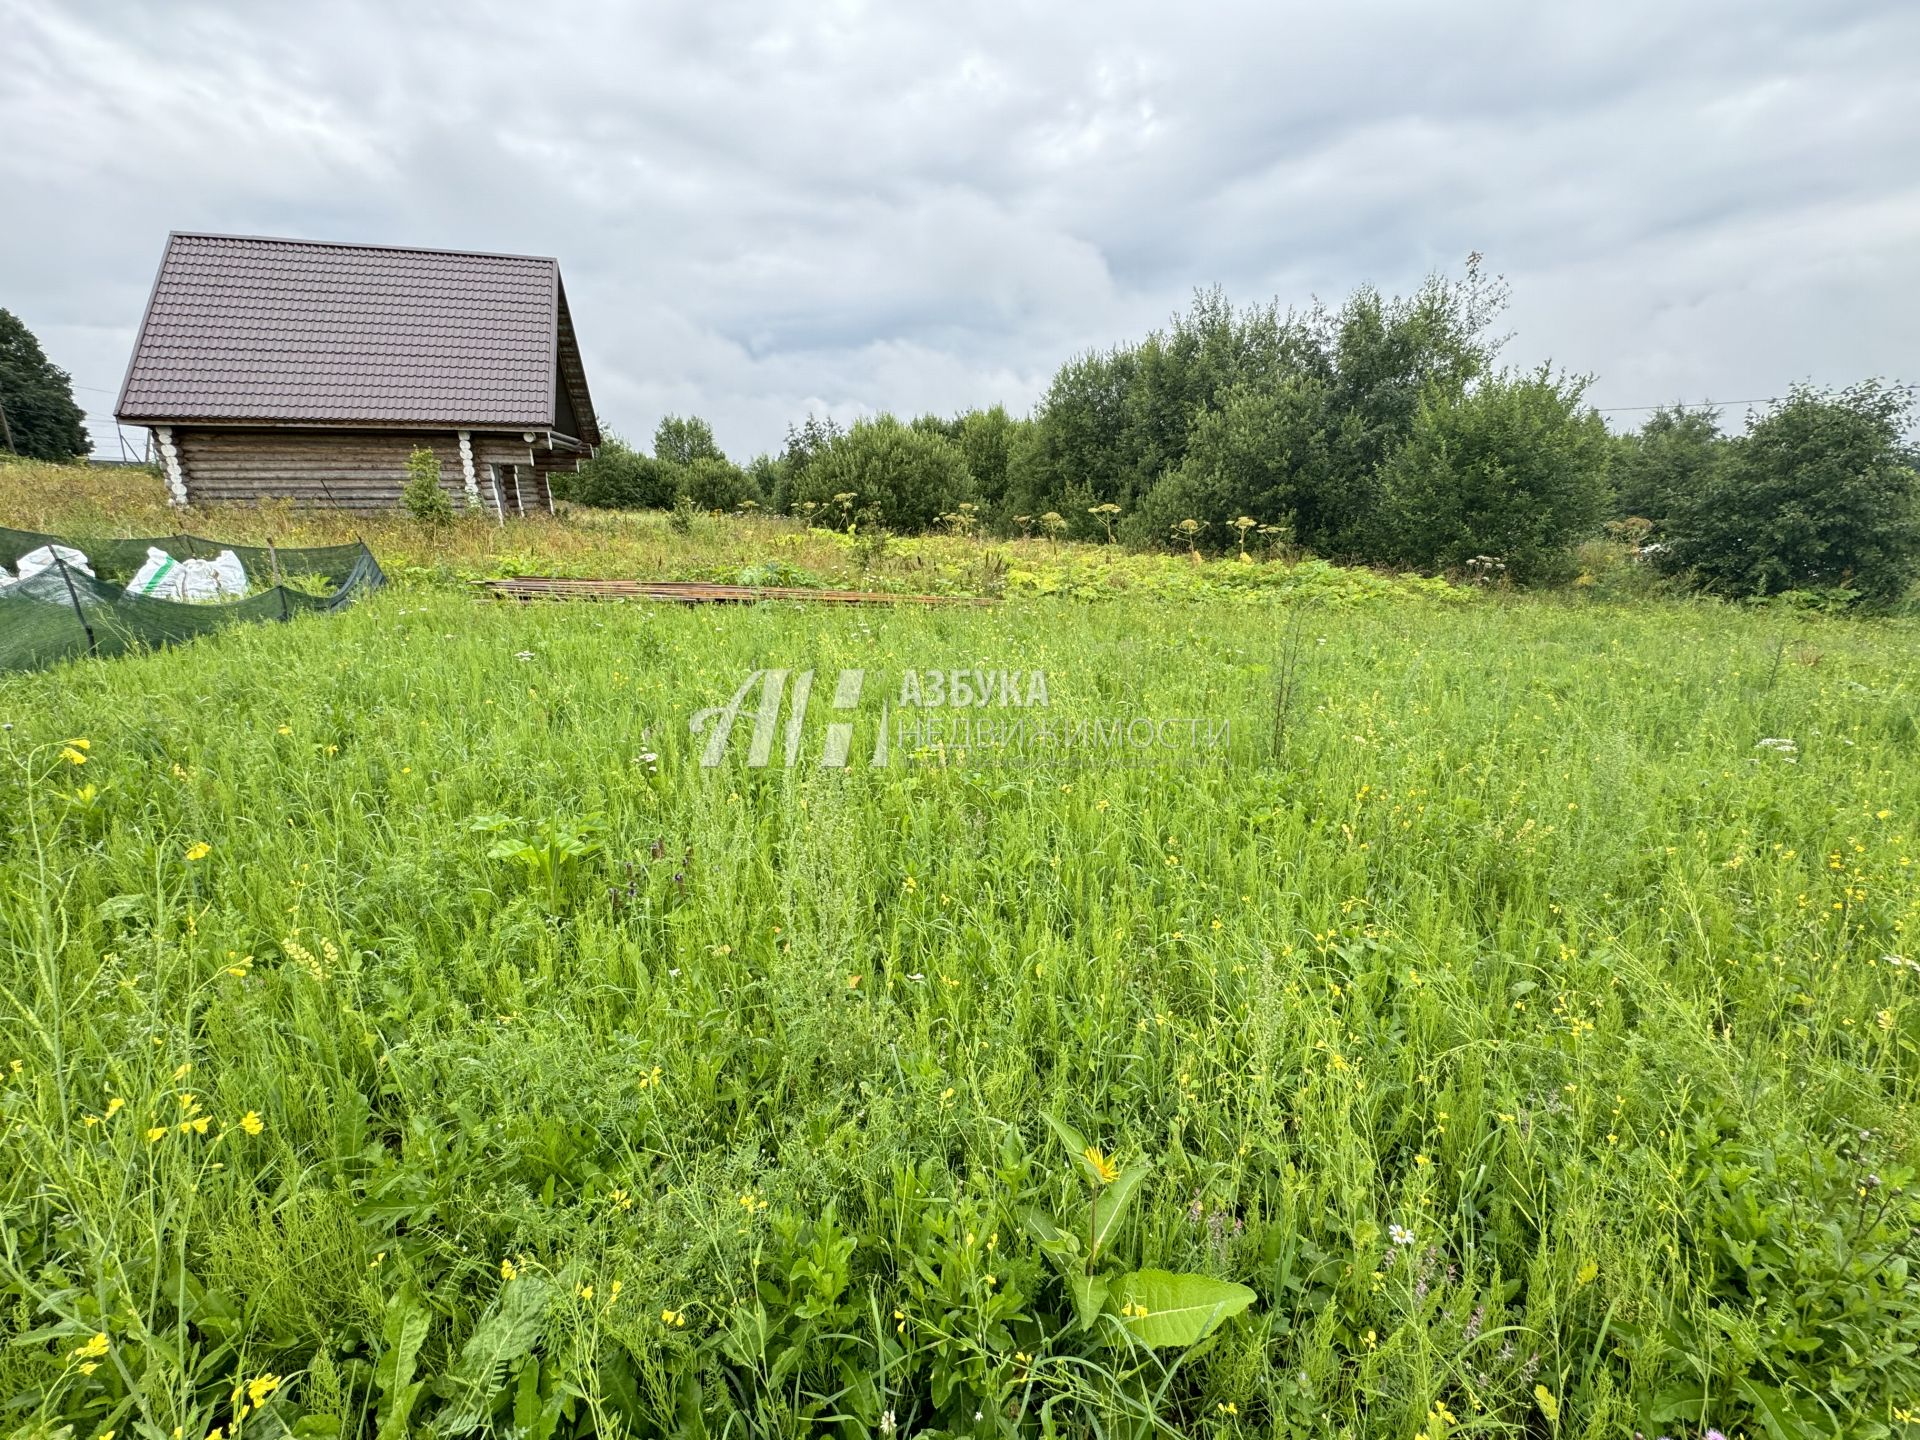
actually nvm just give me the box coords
[1662,381,1920,604]
[1611,405,1722,527]
[564,435,678,510]
[676,455,759,512]
[790,415,973,533]
[1373,367,1611,584]
[956,405,1022,518]
[1008,264,1505,539]
[1128,374,1349,553]
[400,445,454,525]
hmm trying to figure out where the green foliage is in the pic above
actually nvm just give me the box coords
[0,308,89,461]
[667,491,698,533]
[1664,381,1920,604]
[563,431,677,510]
[1030,1114,1256,1349]
[437,1275,551,1434]
[1128,373,1343,552]
[653,414,724,469]
[400,445,455,525]
[1014,261,1507,551]
[955,405,1023,517]
[675,455,758,513]
[1373,366,1612,584]
[1007,347,1139,536]
[372,1287,430,1440]
[566,421,754,516]
[789,414,972,533]
[1105,1271,1257,1350]
[1612,404,1722,525]
[466,812,604,914]
[772,414,843,515]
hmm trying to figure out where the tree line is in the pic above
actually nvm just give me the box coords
[565,259,1920,604]
[0,308,91,462]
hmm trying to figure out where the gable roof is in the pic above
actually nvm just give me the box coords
[116,232,599,444]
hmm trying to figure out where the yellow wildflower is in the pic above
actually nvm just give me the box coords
[59,746,88,766]
[145,1126,167,1143]
[500,1258,518,1281]
[247,1375,280,1407]
[239,1111,265,1136]
[184,843,211,862]
[1082,1145,1120,1186]
[71,1332,109,1360]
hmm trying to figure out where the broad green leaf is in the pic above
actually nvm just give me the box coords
[1068,1272,1110,1331]
[1102,1269,1255,1349]
[1089,1161,1152,1262]
[1022,1207,1082,1278]
[374,1285,430,1440]
[1042,1112,1089,1164]
[438,1276,551,1435]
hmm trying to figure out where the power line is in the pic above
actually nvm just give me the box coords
[1592,397,1787,415]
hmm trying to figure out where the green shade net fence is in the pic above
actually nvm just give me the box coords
[0,526,384,674]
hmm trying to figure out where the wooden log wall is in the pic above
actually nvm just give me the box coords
[175,429,469,511]
[170,429,589,514]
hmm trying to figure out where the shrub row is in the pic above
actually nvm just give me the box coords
[560,267,1920,603]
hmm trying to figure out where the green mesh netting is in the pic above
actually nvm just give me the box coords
[0,526,384,674]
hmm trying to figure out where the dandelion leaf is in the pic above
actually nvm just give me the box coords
[373,1285,430,1440]
[436,1276,550,1435]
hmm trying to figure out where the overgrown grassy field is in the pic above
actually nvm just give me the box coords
[3,461,1919,1439]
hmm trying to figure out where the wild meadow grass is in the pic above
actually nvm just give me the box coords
[2,471,1918,1438]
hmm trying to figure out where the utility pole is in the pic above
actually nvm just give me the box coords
[0,394,16,454]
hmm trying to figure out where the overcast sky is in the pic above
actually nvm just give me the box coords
[4,0,1917,459]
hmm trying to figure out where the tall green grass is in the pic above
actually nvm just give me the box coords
[2,568,1917,1438]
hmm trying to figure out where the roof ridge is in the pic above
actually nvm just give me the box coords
[168,231,559,266]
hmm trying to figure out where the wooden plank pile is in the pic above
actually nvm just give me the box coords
[476,577,992,606]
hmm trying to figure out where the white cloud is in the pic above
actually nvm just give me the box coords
[2,0,1915,458]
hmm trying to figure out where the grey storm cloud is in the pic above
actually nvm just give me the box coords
[3,0,1917,458]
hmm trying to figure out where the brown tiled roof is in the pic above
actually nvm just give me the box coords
[116,233,598,441]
